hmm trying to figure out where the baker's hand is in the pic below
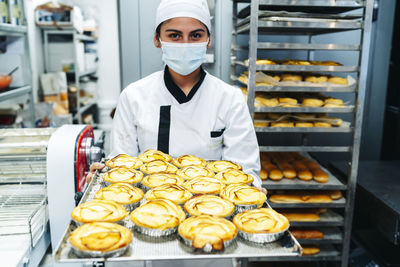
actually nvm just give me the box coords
[257,187,268,195]
[86,162,105,184]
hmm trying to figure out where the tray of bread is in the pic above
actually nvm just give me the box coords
[55,150,302,263]
[235,71,356,92]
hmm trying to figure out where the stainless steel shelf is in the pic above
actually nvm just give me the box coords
[0,85,32,102]
[262,173,346,190]
[269,197,346,208]
[231,75,357,92]
[254,106,354,113]
[249,245,341,261]
[259,146,351,152]
[0,23,27,34]
[237,20,362,35]
[256,126,353,133]
[295,228,343,245]
[257,42,360,50]
[234,0,365,8]
[285,210,344,227]
[256,64,359,72]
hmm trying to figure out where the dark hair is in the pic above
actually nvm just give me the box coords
[155,21,210,38]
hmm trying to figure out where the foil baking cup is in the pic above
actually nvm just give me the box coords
[237,225,290,244]
[102,180,140,188]
[122,201,141,212]
[70,241,130,258]
[178,233,237,253]
[72,218,126,227]
[233,203,259,215]
[132,224,178,237]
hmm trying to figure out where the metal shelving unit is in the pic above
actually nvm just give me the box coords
[0,22,35,125]
[42,29,98,124]
[231,0,373,265]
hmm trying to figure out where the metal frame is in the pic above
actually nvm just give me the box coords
[42,29,97,124]
[231,0,373,265]
[0,22,35,125]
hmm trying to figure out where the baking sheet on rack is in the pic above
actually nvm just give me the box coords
[55,170,302,263]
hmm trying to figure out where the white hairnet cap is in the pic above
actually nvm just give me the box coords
[155,0,211,32]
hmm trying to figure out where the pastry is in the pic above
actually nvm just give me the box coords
[271,121,294,127]
[103,167,144,184]
[324,98,343,106]
[328,76,348,85]
[295,122,314,127]
[313,122,332,127]
[145,184,193,204]
[141,173,184,189]
[259,168,268,180]
[140,159,178,174]
[184,195,235,217]
[130,199,185,231]
[69,222,132,252]
[95,183,144,205]
[302,245,320,255]
[302,98,324,107]
[304,75,328,83]
[269,194,332,203]
[233,208,289,234]
[138,149,172,163]
[279,97,298,105]
[206,160,242,173]
[280,74,303,82]
[178,215,237,250]
[214,169,254,185]
[71,199,128,223]
[172,155,207,168]
[290,229,324,239]
[312,169,329,183]
[254,121,269,127]
[256,59,276,65]
[183,177,223,195]
[255,96,279,107]
[105,154,143,169]
[281,212,320,222]
[311,60,342,66]
[177,165,214,180]
[282,60,311,65]
[220,184,266,207]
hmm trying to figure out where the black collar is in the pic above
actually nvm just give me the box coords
[163,66,206,104]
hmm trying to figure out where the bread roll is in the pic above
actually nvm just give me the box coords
[313,122,332,127]
[290,229,324,239]
[281,212,320,222]
[302,98,324,107]
[312,169,329,183]
[302,246,320,255]
[298,170,313,181]
[254,121,269,127]
[312,60,342,66]
[269,194,332,203]
[282,60,311,66]
[324,98,343,105]
[280,74,303,82]
[328,76,348,85]
[304,75,328,83]
[328,190,342,200]
[271,121,295,127]
[260,168,268,180]
[277,162,296,179]
[279,97,298,105]
[295,122,314,128]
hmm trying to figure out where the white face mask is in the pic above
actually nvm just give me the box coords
[160,40,208,76]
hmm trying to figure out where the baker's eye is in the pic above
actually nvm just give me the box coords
[191,33,202,39]
[168,33,180,39]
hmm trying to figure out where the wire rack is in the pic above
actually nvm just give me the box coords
[0,184,48,247]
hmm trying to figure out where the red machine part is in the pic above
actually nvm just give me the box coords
[75,126,94,192]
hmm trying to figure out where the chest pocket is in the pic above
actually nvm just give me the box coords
[208,128,225,149]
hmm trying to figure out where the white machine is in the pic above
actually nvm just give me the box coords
[0,125,102,267]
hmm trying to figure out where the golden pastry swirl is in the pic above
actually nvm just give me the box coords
[178,215,237,250]
[105,154,143,169]
[214,169,254,185]
[140,160,178,175]
[177,166,214,180]
[172,155,207,168]
[206,160,242,173]
[183,177,223,195]
[71,199,128,223]
[103,167,143,184]
[94,183,144,205]
[233,208,289,234]
[130,199,186,230]
[69,222,132,252]
[142,173,184,188]
[138,149,172,163]
[145,184,193,204]
[184,195,235,217]
[220,184,266,206]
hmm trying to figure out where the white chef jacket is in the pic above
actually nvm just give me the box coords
[110,67,261,187]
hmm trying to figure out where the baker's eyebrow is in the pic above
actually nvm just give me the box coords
[165,29,183,34]
[190,29,205,33]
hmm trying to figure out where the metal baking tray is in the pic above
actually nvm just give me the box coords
[259,146,352,153]
[269,197,346,209]
[233,43,360,51]
[54,171,302,263]
[284,209,344,227]
[293,227,343,245]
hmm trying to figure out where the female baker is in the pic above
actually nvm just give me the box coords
[88,0,265,193]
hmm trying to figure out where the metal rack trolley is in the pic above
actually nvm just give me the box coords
[231,0,373,265]
[0,22,35,125]
[42,28,98,124]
